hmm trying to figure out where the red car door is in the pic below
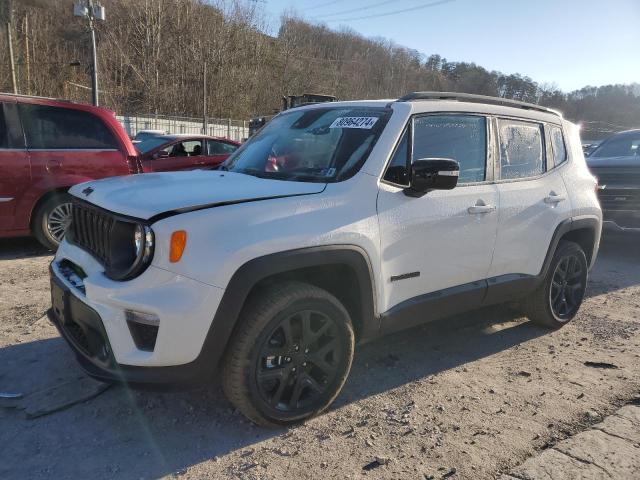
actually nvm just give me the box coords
[0,100,30,233]
[204,139,239,167]
[142,139,206,172]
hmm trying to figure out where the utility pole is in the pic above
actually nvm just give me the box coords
[89,10,98,106]
[73,1,105,106]
[202,60,208,135]
[23,14,29,95]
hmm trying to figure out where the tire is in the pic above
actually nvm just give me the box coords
[33,192,74,251]
[523,240,588,328]
[221,281,355,427]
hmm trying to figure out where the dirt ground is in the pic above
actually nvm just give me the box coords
[1,232,639,480]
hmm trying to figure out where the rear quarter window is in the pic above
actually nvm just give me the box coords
[19,104,118,150]
[549,125,567,166]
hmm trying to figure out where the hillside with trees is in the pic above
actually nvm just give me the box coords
[1,0,638,139]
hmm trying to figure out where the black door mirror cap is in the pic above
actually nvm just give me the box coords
[403,158,460,198]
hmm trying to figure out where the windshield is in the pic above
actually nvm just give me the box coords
[135,136,172,154]
[590,132,640,158]
[222,107,391,182]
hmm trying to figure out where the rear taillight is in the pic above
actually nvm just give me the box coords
[126,155,143,174]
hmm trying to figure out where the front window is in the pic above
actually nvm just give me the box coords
[413,115,487,183]
[223,107,391,182]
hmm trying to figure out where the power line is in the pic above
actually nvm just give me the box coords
[324,0,455,22]
[302,0,343,11]
[312,0,397,19]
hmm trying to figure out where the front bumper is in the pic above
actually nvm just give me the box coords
[50,240,225,388]
[48,271,213,388]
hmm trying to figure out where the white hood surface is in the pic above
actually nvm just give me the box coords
[69,171,326,220]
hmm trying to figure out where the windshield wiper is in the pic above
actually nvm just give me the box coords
[235,168,325,182]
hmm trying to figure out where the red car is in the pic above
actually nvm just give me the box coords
[0,93,239,250]
[135,134,239,172]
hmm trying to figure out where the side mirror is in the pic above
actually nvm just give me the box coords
[153,150,170,159]
[403,158,459,198]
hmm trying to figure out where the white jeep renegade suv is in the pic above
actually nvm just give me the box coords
[49,92,602,426]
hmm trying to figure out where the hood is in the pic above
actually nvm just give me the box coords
[70,171,326,220]
[587,155,640,169]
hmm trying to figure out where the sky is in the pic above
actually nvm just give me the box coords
[261,0,640,92]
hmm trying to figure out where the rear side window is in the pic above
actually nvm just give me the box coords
[19,104,117,149]
[0,103,7,148]
[412,115,487,183]
[549,125,567,166]
[498,119,545,180]
[207,140,238,155]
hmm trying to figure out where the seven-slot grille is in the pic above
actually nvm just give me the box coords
[70,202,115,266]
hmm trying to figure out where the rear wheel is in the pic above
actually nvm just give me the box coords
[523,240,588,328]
[33,193,73,251]
[221,281,355,427]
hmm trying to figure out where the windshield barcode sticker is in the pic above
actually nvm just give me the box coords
[330,117,379,129]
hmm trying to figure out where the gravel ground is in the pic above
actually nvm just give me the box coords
[0,232,639,479]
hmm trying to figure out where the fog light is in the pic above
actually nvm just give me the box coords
[125,310,159,351]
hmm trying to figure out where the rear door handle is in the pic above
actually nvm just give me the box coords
[468,204,496,214]
[544,193,566,204]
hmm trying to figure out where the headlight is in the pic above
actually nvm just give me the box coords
[106,222,154,281]
[134,224,144,257]
[68,201,155,282]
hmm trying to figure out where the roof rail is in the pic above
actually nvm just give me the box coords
[0,92,72,103]
[397,91,560,116]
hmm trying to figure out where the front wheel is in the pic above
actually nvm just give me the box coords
[33,193,74,251]
[523,240,588,328]
[221,281,355,427]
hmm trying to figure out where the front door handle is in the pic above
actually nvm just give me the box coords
[544,192,566,204]
[468,204,496,214]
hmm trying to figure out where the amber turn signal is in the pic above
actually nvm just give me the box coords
[169,230,187,263]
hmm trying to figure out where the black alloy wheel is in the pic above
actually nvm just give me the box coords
[255,309,342,412]
[523,240,588,328]
[549,253,586,320]
[222,281,355,426]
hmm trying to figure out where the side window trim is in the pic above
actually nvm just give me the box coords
[495,116,547,182]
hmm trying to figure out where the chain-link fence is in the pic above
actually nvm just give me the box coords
[116,114,249,142]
